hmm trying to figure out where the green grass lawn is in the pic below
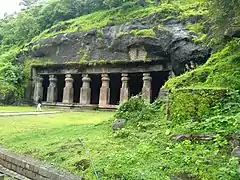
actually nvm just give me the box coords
[0,106,37,112]
[0,106,239,180]
[0,110,115,179]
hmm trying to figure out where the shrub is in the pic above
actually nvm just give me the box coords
[114,95,155,125]
[168,88,229,123]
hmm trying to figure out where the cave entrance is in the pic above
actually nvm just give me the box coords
[42,75,49,102]
[151,71,169,102]
[90,74,101,104]
[109,73,121,105]
[56,74,65,103]
[72,74,82,103]
[129,73,143,97]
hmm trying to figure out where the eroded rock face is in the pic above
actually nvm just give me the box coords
[18,12,211,75]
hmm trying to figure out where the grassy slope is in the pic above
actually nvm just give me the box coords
[0,110,114,178]
[0,105,239,180]
[30,0,206,42]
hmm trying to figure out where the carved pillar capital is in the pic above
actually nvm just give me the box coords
[36,75,43,83]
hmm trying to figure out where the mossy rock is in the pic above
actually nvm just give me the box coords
[168,88,229,123]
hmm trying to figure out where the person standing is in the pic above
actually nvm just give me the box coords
[37,96,42,111]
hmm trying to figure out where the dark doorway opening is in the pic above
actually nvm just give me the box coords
[109,73,121,105]
[151,71,169,102]
[42,75,49,102]
[90,74,101,104]
[129,73,143,97]
[56,74,65,103]
[72,74,82,103]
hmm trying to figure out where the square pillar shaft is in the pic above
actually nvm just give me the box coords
[99,73,110,107]
[47,75,57,103]
[33,75,43,102]
[62,74,74,104]
[142,73,152,102]
[80,74,91,105]
[120,73,129,104]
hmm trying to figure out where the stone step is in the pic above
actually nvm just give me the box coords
[0,165,31,180]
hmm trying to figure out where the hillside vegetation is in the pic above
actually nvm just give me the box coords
[0,0,240,179]
[0,0,206,99]
[0,95,239,179]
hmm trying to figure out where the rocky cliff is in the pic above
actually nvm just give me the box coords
[19,12,210,76]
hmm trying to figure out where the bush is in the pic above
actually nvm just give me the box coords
[114,95,156,125]
[168,88,229,123]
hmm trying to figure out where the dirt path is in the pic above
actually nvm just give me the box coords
[0,111,60,116]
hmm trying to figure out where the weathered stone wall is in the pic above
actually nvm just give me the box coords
[129,46,147,61]
[0,147,81,180]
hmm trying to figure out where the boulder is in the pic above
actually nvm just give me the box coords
[224,27,240,38]
[74,159,90,171]
[112,119,126,132]
[231,146,240,159]
[171,134,216,141]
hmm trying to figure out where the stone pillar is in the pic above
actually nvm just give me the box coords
[99,73,110,107]
[142,73,152,102]
[80,74,91,105]
[33,75,43,102]
[120,73,129,104]
[47,75,57,103]
[62,74,74,104]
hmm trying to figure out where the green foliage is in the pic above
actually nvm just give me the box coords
[115,95,156,124]
[168,88,228,123]
[116,32,129,38]
[31,0,202,40]
[130,28,156,37]
[0,91,240,179]
[165,39,240,90]
[186,22,207,43]
[205,0,240,43]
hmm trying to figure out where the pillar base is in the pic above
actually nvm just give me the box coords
[99,87,110,107]
[47,87,57,103]
[80,88,91,105]
[120,88,129,104]
[62,87,73,104]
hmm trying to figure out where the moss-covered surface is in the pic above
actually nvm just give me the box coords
[130,28,156,37]
[168,88,229,123]
[164,39,240,90]
[30,0,205,42]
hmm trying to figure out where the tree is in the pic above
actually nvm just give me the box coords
[207,0,240,41]
[19,0,44,8]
